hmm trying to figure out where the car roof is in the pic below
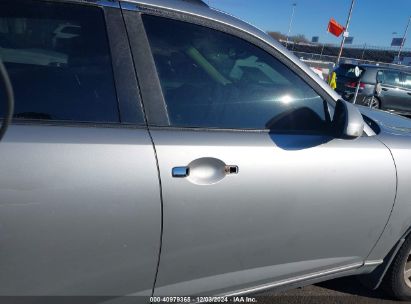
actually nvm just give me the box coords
[359,64,388,69]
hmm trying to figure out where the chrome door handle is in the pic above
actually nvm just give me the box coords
[172,158,239,184]
[172,166,189,178]
[172,164,239,179]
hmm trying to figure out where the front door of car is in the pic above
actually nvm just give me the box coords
[125,12,396,296]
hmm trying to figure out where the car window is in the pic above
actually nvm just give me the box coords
[377,70,384,83]
[143,15,329,132]
[381,70,402,87]
[403,73,411,90]
[0,1,119,123]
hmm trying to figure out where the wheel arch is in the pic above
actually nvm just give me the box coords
[359,226,411,290]
[374,95,384,109]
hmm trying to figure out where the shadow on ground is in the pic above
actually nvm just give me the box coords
[254,276,405,303]
[317,276,392,300]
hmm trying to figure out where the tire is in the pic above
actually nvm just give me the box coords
[383,235,411,300]
[365,96,381,109]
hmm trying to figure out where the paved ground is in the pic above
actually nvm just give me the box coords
[254,276,406,304]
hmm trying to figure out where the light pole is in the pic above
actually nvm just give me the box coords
[285,3,297,49]
[336,0,356,65]
[397,16,411,64]
[361,43,366,60]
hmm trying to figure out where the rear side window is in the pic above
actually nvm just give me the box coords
[0,1,119,123]
[143,15,329,132]
[403,73,411,90]
[381,70,401,87]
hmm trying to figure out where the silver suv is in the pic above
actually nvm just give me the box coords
[1,0,411,302]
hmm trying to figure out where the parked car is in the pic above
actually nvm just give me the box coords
[2,0,411,302]
[334,63,411,116]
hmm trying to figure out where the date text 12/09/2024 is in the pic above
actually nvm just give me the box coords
[150,297,258,303]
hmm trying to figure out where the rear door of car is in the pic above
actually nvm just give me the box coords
[0,1,161,296]
[123,7,396,296]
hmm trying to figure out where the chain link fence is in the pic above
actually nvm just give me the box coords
[281,41,411,69]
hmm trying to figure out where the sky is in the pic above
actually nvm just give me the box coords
[207,0,411,48]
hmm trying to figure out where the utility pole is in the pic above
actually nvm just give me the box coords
[285,3,297,49]
[336,0,355,65]
[361,43,366,60]
[320,43,325,60]
[397,16,411,64]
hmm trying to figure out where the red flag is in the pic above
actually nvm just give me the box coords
[327,18,345,37]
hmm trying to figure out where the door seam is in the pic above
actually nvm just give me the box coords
[365,138,398,260]
[119,5,164,297]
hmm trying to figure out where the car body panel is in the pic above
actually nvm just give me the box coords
[0,2,161,296]
[356,107,411,262]
[150,129,396,296]
[379,85,411,114]
[359,106,411,134]
[121,0,396,295]
[0,0,409,298]
[0,125,161,295]
[364,135,411,263]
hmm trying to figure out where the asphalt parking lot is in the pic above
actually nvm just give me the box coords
[254,276,404,304]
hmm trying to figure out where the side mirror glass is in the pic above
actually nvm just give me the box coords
[332,99,364,139]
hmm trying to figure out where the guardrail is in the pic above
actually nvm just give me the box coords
[280,40,411,66]
[282,40,411,53]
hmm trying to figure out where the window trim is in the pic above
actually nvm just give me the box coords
[10,118,148,130]
[122,9,170,127]
[1,1,145,127]
[146,125,334,137]
[125,10,335,134]
[105,6,146,125]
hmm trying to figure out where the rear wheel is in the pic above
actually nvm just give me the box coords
[365,96,380,109]
[383,235,411,300]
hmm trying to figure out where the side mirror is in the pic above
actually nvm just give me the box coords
[332,99,364,139]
